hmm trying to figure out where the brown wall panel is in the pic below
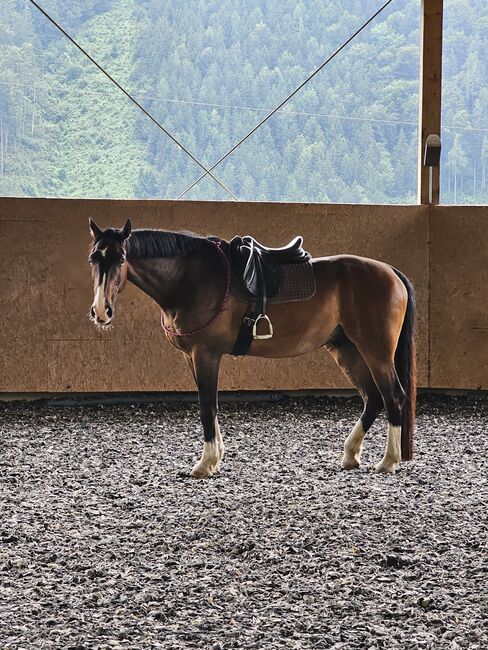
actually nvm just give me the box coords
[0,198,429,392]
[430,206,488,389]
[0,220,52,339]
[1,338,49,393]
[46,338,191,393]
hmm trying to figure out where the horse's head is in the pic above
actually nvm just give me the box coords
[88,218,131,328]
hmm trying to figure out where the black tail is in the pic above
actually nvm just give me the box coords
[393,269,416,461]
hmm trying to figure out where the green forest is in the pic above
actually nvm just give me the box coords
[0,0,487,204]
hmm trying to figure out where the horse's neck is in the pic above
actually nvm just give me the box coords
[128,258,184,308]
[127,255,213,311]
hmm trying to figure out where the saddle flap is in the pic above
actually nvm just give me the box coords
[232,236,281,299]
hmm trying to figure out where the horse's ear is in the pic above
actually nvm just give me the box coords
[89,218,103,240]
[122,219,132,240]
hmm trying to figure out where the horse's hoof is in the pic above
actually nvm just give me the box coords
[374,460,398,474]
[190,440,222,478]
[190,461,218,479]
[341,457,360,470]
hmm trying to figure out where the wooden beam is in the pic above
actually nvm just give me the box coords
[418,0,443,204]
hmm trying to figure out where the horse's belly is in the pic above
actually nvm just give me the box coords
[245,291,338,359]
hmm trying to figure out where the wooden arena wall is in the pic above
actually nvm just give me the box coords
[0,198,486,393]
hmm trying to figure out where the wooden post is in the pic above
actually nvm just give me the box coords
[418,0,444,204]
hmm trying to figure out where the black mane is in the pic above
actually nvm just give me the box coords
[127,229,213,259]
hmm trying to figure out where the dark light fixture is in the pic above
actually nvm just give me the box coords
[424,134,441,203]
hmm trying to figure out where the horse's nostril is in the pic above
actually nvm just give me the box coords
[106,306,113,318]
[90,307,96,319]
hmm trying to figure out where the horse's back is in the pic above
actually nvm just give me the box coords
[312,254,406,291]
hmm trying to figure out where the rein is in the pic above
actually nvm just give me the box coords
[160,240,230,337]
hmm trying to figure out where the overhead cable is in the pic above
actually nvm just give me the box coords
[177,0,395,199]
[26,0,238,200]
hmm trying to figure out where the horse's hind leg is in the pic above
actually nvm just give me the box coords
[326,331,383,469]
[353,353,405,474]
[343,387,383,470]
[370,365,405,473]
[339,268,411,473]
[188,349,224,479]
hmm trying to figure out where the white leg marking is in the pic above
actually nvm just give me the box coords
[341,419,366,469]
[93,273,106,316]
[375,424,402,473]
[191,417,224,479]
[214,419,225,461]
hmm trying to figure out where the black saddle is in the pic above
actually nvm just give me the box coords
[229,235,311,339]
[244,235,306,259]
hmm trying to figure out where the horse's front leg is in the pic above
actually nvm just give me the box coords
[189,349,224,479]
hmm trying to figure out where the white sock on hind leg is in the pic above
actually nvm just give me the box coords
[342,419,366,469]
[375,424,401,473]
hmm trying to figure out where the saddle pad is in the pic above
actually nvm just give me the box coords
[232,260,316,305]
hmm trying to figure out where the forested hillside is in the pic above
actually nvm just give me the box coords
[0,0,486,203]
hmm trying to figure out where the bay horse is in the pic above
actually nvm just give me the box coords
[88,219,416,478]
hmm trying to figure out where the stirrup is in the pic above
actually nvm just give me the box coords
[252,314,273,339]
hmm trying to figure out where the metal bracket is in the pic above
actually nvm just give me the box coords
[424,134,442,204]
